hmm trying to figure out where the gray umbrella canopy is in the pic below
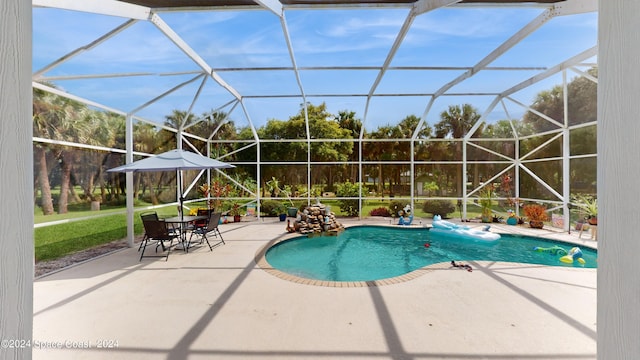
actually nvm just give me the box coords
[108,149,235,218]
[107,149,234,173]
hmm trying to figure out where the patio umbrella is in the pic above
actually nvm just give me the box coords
[108,149,235,219]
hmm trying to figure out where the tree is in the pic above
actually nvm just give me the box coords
[522,68,598,198]
[32,88,61,215]
[366,124,396,195]
[336,110,362,181]
[32,87,87,214]
[434,104,482,196]
[256,103,354,192]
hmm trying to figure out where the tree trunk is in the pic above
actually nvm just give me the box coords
[36,146,55,215]
[456,143,463,197]
[57,150,72,214]
[378,163,383,195]
[69,184,81,203]
[146,173,158,205]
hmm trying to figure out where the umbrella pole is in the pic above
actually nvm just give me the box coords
[179,170,184,222]
[178,170,186,250]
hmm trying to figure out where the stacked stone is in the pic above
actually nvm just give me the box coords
[294,203,344,234]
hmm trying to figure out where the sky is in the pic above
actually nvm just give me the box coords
[32,3,597,134]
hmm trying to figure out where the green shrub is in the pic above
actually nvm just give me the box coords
[335,181,360,217]
[388,200,408,217]
[260,200,285,216]
[422,200,456,218]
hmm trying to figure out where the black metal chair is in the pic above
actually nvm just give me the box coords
[139,211,160,252]
[187,208,213,233]
[188,212,225,251]
[139,216,180,261]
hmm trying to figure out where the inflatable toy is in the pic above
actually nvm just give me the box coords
[559,247,586,265]
[532,245,568,256]
[398,214,414,225]
[398,205,414,225]
[430,215,500,242]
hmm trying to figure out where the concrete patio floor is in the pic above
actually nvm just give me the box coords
[33,217,597,360]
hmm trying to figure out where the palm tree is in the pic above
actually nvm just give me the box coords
[435,104,482,197]
[55,103,87,214]
[133,122,163,204]
[32,88,61,215]
[32,88,85,214]
[337,110,362,182]
[366,124,396,196]
[75,111,121,203]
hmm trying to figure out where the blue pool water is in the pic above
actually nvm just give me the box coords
[265,225,597,282]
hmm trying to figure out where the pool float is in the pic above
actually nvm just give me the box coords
[430,215,500,242]
[560,247,586,265]
[532,245,568,256]
[398,205,414,225]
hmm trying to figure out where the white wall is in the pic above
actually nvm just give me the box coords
[0,0,33,359]
[598,0,640,358]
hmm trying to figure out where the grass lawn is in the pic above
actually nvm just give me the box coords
[34,204,178,262]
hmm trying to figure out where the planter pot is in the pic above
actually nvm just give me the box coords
[481,215,492,223]
[279,214,287,221]
[233,215,241,223]
[287,207,298,217]
[529,220,544,229]
[588,217,598,225]
[506,217,518,225]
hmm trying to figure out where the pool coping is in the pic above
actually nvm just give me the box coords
[254,223,596,288]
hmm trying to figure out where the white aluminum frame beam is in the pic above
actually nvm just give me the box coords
[33,19,138,79]
[33,0,151,20]
[254,0,284,17]
[363,0,462,137]
[149,13,243,100]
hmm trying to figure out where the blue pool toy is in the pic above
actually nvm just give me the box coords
[560,247,586,265]
[398,205,414,225]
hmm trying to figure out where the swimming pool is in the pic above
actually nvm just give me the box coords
[264,225,597,282]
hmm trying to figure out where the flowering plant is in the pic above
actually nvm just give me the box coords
[523,204,549,222]
[199,180,231,209]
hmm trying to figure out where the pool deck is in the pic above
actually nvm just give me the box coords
[33,217,597,359]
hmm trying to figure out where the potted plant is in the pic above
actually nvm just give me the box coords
[523,204,549,229]
[479,186,494,223]
[229,202,243,223]
[265,177,281,198]
[276,203,287,221]
[571,194,598,225]
[199,180,231,210]
[506,210,519,225]
[281,185,298,217]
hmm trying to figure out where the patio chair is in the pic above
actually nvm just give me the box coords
[140,211,179,250]
[139,211,160,252]
[188,212,225,251]
[139,216,180,261]
[187,208,213,232]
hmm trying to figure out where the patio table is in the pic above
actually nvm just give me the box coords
[164,215,208,252]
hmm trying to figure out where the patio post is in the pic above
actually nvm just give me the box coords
[598,0,640,358]
[0,0,33,358]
